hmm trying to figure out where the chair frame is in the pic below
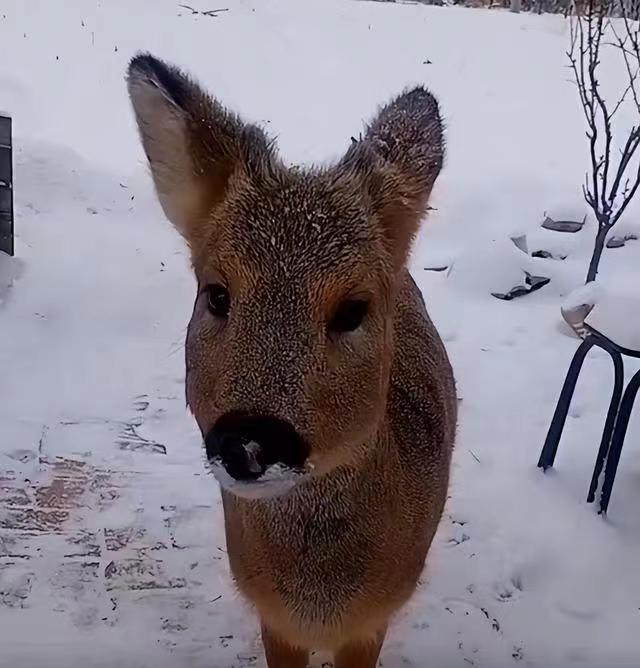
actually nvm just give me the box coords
[538,323,640,514]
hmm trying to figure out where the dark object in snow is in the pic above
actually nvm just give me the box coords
[606,233,638,249]
[178,5,229,17]
[538,325,640,514]
[541,215,585,233]
[510,234,528,255]
[532,249,567,260]
[606,236,625,249]
[492,286,528,301]
[491,271,550,301]
[423,265,448,272]
[0,114,13,257]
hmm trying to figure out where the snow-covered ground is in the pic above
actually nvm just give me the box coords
[1,1,639,666]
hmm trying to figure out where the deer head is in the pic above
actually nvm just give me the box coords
[127,53,443,498]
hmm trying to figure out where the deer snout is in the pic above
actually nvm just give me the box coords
[205,412,310,483]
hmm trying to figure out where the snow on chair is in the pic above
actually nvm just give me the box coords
[538,291,640,514]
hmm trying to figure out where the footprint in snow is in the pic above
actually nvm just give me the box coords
[493,574,524,603]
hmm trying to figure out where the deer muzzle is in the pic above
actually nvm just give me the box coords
[204,412,311,499]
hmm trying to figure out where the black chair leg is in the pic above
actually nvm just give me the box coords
[538,338,595,470]
[587,349,624,502]
[599,369,640,514]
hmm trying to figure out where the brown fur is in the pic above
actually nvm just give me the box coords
[127,53,456,667]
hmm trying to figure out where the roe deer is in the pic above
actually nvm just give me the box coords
[127,53,456,668]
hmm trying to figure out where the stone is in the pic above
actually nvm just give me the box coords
[532,249,567,260]
[524,272,551,290]
[541,216,585,233]
[510,234,529,255]
[492,272,550,301]
[606,233,638,249]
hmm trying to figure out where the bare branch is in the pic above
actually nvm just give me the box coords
[610,11,640,114]
[611,159,640,226]
[608,128,640,205]
[568,0,640,281]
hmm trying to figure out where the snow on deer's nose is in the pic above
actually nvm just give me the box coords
[205,411,310,483]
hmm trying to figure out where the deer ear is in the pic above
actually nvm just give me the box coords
[343,87,444,270]
[127,53,272,244]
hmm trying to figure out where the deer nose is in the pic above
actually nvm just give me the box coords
[205,412,309,482]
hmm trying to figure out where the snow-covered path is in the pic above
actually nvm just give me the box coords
[1,2,639,666]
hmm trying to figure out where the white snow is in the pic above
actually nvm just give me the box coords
[208,458,311,500]
[1,1,640,667]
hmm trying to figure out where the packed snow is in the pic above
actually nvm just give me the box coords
[1,1,639,666]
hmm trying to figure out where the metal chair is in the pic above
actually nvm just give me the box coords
[538,323,640,514]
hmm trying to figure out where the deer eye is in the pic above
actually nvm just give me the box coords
[328,299,368,334]
[206,284,231,318]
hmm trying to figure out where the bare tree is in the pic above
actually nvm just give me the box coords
[568,0,640,282]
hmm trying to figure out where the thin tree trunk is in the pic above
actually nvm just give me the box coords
[586,225,609,282]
